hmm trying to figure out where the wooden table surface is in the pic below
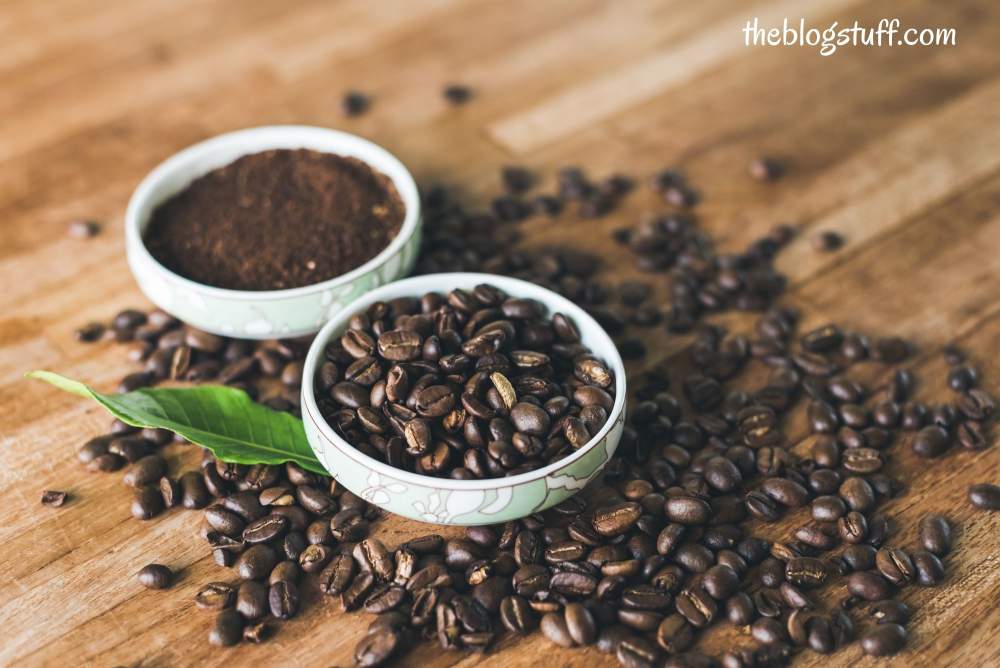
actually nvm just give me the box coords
[3,0,1000,666]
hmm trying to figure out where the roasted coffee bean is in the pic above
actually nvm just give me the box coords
[295,485,334,514]
[269,560,300,586]
[548,569,597,597]
[358,538,395,580]
[958,389,996,420]
[195,582,235,610]
[108,436,154,462]
[178,471,211,509]
[208,609,244,647]
[356,627,399,667]
[204,506,245,538]
[123,455,166,488]
[753,589,783,618]
[839,546,875,574]
[564,602,597,645]
[847,571,893,602]
[875,547,915,586]
[969,483,1000,510]
[621,584,673,610]
[364,584,406,614]
[77,434,114,464]
[340,571,375,611]
[842,448,883,473]
[911,550,945,585]
[299,543,333,573]
[131,485,164,520]
[912,425,950,458]
[617,635,661,668]
[867,514,890,548]
[675,587,717,628]
[319,552,357,596]
[758,557,785,588]
[236,544,278,580]
[75,320,105,343]
[541,611,575,647]
[545,540,587,563]
[702,564,739,599]
[760,477,809,507]
[839,476,875,513]
[751,617,787,645]
[594,502,642,536]
[860,623,907,656]
[510,402,551,435]
[812,495,847,522]
[837,511,868,544]
[618,609,661,632]
[499,595,536,633]
[779,581,811,609]
[726,592,756,626]
[596,625,632,654]
[785,557,828,588]
[869,600,910,625]
[40,489,68,507]
[919,515,953,556]
[236,581,269,620]
[242,621,270,644]
[664,496,711,525]
[88,452,125,473]
[137,563,173,589]
[243,514,289,544]
[808,401,840,433]
[269,580,300,619]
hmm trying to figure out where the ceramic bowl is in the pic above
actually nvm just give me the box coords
[301,273,627,526]
[124,125,422,339]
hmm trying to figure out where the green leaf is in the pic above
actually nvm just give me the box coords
[27,370,327,476]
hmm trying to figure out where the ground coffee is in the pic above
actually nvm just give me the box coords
[143,149,405,291]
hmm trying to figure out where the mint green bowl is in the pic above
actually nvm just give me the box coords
[301,273,627,526]
[125,126,422,339]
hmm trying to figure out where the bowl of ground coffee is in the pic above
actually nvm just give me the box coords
[300,272,627,526]
[125,126,421,338]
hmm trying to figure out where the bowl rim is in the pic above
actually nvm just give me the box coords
[124,125,422,301]
[301,272,628,491]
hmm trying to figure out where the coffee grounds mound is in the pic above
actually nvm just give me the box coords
[143,148,405,291]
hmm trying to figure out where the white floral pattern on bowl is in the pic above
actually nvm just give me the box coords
[125,126,422,339]
[301,273,628,526]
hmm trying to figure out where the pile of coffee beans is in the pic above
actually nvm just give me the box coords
[314,284,615,478]
[77,307,309,413]
[70,162,997,666]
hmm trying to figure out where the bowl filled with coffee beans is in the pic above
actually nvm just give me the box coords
[301,273,627,526]
[125,125,422,339]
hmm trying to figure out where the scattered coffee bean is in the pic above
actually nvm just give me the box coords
[195,582,235,610]
[137,563,173,589]
[969,483,1000,510]
[75,322,105,342]
[40,490,68,507]
[443,84,472,105]
[812,230,844,252]
[919,515,953,556]
[342,90,370,116]
[749,157,783,181]
[860,623,907,656]
[208,609,244,647]
[67,219,101,239]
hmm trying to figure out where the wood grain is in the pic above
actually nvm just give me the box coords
[2,0,999,666]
